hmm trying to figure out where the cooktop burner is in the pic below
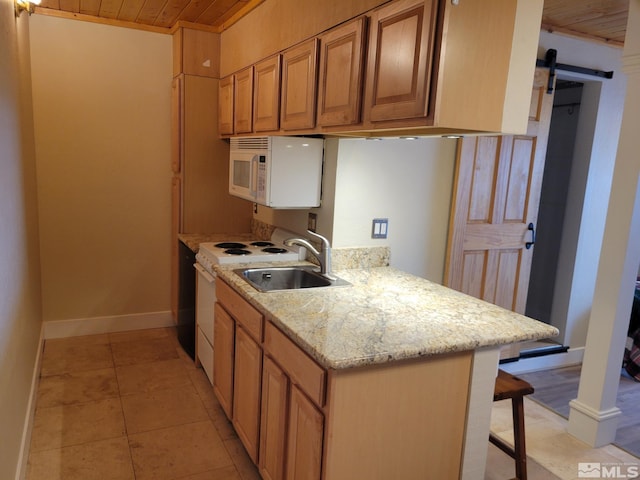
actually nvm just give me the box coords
[262,247,288,254]
[196,229,303,269]
[224,248,252,255]
[251,241,274,247]
[215,242,247,249]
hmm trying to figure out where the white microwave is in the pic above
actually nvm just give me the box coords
[229,136,324,208]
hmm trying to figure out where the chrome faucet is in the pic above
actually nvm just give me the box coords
[284,230,333,278]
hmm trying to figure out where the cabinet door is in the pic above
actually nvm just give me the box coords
[178,28,219,78]
[259,357,289,480]
[213,303,235,419]
[233,326,263,463]
[286,385,324,480]
[254,55,281,132]
[364,0,436,122]
[219,75,235,135]
[281,39,319,131]
[317,17,366,127]
[234,66,254,134]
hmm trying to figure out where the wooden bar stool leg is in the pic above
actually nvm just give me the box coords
[511,395,528,480]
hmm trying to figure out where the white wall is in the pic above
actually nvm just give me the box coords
[0,10,43,480]
[29,16,173,322]
[333,138,457,281]
[538,32,626,348]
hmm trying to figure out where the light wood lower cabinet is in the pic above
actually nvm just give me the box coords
[233,326,263,463]
[259,355,324,480]
[215,279,264,463]
[213,303,234,418]
[258,357,289,480]
[214,278,472,480]
[286,385,324,480]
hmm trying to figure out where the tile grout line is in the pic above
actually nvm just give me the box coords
[109,337,139,480]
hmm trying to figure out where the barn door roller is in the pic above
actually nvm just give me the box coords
[536,49,614,94]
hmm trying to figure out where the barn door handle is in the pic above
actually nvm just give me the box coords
[525,223,536,249]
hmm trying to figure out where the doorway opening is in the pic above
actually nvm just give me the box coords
[523,79,585,355]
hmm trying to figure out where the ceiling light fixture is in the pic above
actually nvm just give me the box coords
[15,0,40,17]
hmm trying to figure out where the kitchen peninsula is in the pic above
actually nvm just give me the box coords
[212,261,558,480]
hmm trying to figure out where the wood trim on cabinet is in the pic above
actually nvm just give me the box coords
[317,17,367,127]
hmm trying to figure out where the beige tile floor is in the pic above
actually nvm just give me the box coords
[26,327,260,480]
[26,326,640,480]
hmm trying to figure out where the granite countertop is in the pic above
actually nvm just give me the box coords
[214,264,559,370]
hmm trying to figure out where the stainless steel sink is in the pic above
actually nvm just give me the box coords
[235,266,350,292]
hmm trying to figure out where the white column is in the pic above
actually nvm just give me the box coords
[568,1,640,447]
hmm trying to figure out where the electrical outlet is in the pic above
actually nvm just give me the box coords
[308,212,317,232]
[371,218,388,239]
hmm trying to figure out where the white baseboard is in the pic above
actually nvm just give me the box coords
[500,346,584,374]
[15,327,44,480]
[43,311,175,339]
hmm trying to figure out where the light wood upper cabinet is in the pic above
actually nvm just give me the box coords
[317,17,367,127]
[218,0,543,136]
[363,0,437,123]
[173,28,219,78]
[234,66,254,134]
[219,75,235,136]
[254,55,281,132]
[281,39,319,131]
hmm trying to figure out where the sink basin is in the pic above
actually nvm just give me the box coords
[235,266,350,292]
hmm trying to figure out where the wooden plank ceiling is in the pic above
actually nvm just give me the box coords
[541,0,629,46]
[35,0,263,32]
[34,0,629,44]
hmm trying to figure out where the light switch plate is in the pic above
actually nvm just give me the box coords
[371,218,388,239]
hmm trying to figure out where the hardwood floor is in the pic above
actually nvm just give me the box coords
[518,365,640,457]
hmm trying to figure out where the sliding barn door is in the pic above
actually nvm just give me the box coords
[444,67,554,359]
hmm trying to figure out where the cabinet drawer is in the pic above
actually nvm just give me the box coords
[265,322,326,406]
[217,278,263,342]
[196,326,213,385]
